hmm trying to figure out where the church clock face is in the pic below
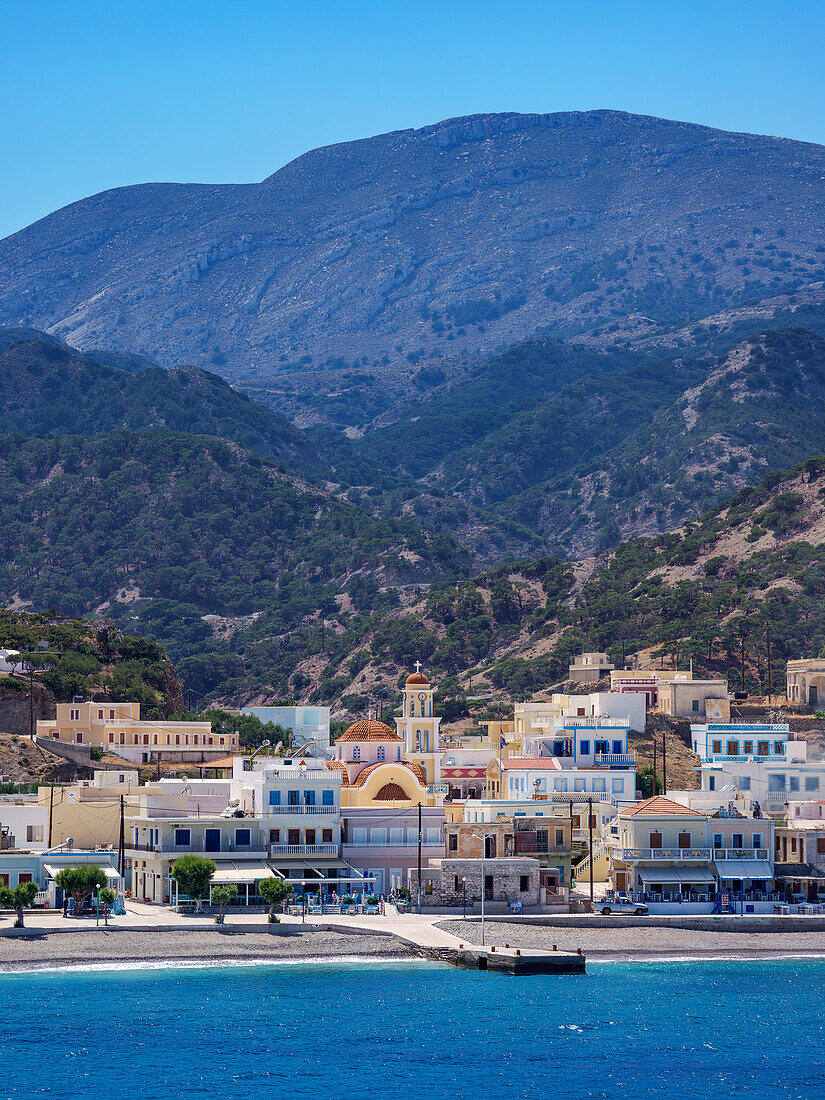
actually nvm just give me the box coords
[419,693,426,704]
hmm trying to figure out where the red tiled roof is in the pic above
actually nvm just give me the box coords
[336,719,403,743]
[351,761,427,789]
[373,783,408,801]
[325,760,349,787]
[620,796,704,817]
[499,757,562,771]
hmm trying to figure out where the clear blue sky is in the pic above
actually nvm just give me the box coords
[2,0,824,239]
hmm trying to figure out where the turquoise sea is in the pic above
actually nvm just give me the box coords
[2,957,823,1099]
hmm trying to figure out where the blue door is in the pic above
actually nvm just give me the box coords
[205,829,221,852]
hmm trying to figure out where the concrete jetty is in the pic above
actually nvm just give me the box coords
[433,944,586,974]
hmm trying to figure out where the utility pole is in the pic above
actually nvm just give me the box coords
[587,797,594,911]
[417,802,422,915]
[653,738,658,797]
[479,832,486,946]
[118,795,125,880]
[29,666,35,739]
[662,735,667,797]
[766,626,772,704]
[48,784,55,847]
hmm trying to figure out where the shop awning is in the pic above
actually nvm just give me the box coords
[714,859,773,880]
[211,862,276,884]
[676,867,715,884]
[43,863,120,880]
[638,867,682,883]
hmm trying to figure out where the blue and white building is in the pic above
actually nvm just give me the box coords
[691,722,825,815]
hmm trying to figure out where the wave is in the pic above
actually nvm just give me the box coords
[590,952,825,964]
[0,955,437,977]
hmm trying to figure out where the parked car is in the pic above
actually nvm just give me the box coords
[599,898,648,915]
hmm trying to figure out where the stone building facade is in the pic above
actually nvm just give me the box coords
[410,856,541,908]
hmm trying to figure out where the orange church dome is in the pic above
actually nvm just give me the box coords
[336,719,402,743]
[405,671,430,686]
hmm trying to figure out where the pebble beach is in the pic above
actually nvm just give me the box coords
[0,928,415,971]
[437,919,825,959]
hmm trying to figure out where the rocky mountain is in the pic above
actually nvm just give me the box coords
[471,326,825,555]
[3,110,825,425]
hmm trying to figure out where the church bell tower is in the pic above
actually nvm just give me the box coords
[396,663,441,755]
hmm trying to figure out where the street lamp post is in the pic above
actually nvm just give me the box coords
[471,831,492,946]
[462,876,467,920]
[249,739,271,762]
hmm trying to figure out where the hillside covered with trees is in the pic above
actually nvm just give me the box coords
[291,457,825,714]
[0,609,182,713]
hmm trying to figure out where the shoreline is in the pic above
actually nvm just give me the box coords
[0,927,416,974]
[5,949,825,974]
[437,918,825,960]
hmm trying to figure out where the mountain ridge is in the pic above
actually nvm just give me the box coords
[4,108,825,424]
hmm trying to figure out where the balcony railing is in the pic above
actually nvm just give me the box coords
[713,848,769,860]
[270,843,338,856]
[708,754,780,763]
[595,753,636,766]
[129,839,268,856]
[619,847,712,860]
[533,716,631,729]
[549,791,615,803]
[266,805,337,815]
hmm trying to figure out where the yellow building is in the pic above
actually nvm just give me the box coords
[330,719,436,808]
[787,659,825,707]
[37,771,141,849]
[36,700,237,763]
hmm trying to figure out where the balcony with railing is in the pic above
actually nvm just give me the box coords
[533,716,632,729]
[270,843,338,856]
[595,752,636,766]
[712,848,769,860]
[128,834,269,856]
[514,834,566,854]
[549,791,616,803]
[266,805,338,815]
[619,847,712,861]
